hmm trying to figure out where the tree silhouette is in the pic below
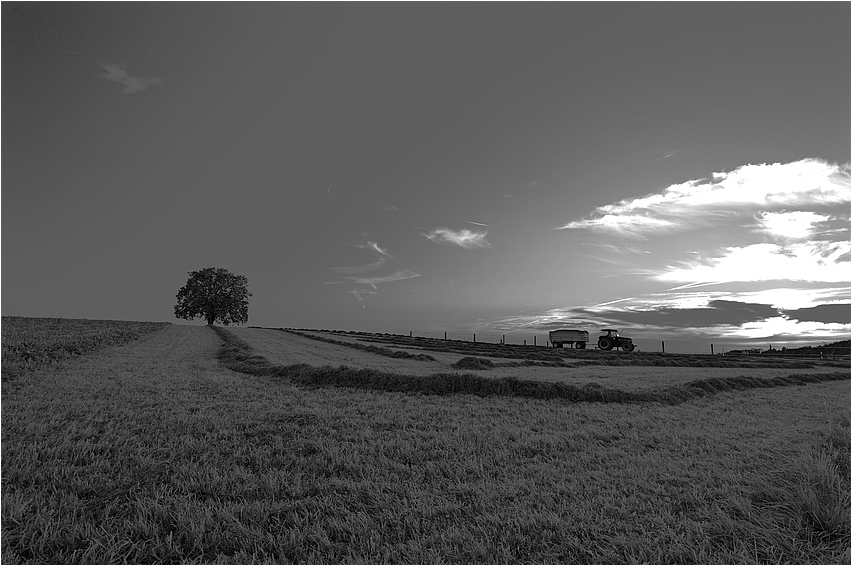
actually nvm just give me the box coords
[174,267,251,326]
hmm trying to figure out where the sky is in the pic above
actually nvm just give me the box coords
[3,3,850,353]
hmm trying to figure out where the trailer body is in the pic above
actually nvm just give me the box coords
[549,329,589,348]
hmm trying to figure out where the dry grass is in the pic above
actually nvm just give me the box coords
[294,328,843,369]
[1,316,170,382]
[216,327,848,405]
[2,318,849,564]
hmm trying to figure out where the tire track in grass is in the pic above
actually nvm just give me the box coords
[213,327,850,405]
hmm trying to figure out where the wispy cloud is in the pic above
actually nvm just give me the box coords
[327,240,420,307]
[332,240,394,272]
[652,149,683,161]
[339,270,421,290]
[527,174,558,189]
[347,240,392,259]
[330,259,386,274]
[423,227,492,249]
[349,288,378,308]
[99,63,163,94]
[561,214,677,237]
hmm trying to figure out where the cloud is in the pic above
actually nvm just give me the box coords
[423,227,492,249]
[330,259,386,274]
[782,304,850,324]
[100,63,163,94]
[345,240,393,259]
[340,270,421,290]
[572,300,781,328]
[332,240,395,274]
[652,149,683,161]
[328,240,419,305]
[560,214,677,237]
[559,159,850,236]
[349,288,378,308]
[756,211,831,240]
[658,241,850,285]
[527,174,557,189]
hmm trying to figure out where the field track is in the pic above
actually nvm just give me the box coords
[228,327,846,392]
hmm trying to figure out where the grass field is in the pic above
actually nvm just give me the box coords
[1,316,170,382]
[2,318,850,564]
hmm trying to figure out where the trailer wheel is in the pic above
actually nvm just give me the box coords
[598,338,613,351]
[575,342,586,349]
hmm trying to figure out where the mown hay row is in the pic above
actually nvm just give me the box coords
[267,328,437,361]
[214,327,849,405]
[285,328,826,369]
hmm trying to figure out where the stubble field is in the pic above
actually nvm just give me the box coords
[228,326,846,391]
[1,318,849,564]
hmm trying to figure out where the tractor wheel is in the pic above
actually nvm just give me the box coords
[623,342,635,352]
[598,338,613,351]
[576,342,586,349]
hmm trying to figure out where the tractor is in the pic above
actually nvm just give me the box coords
[597,329,635,351]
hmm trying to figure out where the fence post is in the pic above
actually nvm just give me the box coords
[534,336,536,346]
[662,341,665,353]
[711,343,714,355]
[444,331,447,340]
[524,339,527,346]
[410,331,412,338]
[502,334,505,344]
[473,333,476,343]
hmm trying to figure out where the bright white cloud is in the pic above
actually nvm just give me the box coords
[756,211,830,240]
[560,159,850,236]
[100,63,163,94]
[715,316,849,341]
[658,241,851,285]
[423,228,492,249]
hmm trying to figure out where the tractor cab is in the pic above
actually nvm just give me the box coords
[600,329,621,338]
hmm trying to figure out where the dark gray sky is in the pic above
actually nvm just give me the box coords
[3,3,850,352]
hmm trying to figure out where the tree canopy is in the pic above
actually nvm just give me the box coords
[174,267,251,326]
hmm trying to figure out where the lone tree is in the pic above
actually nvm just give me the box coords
[174,267,251,326]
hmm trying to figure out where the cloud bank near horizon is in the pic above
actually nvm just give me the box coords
[478,159,850,347]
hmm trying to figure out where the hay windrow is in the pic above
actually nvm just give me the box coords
[269,328,437,362]
[214,327,849,405]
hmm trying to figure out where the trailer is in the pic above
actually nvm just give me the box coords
[549,329,589,348]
